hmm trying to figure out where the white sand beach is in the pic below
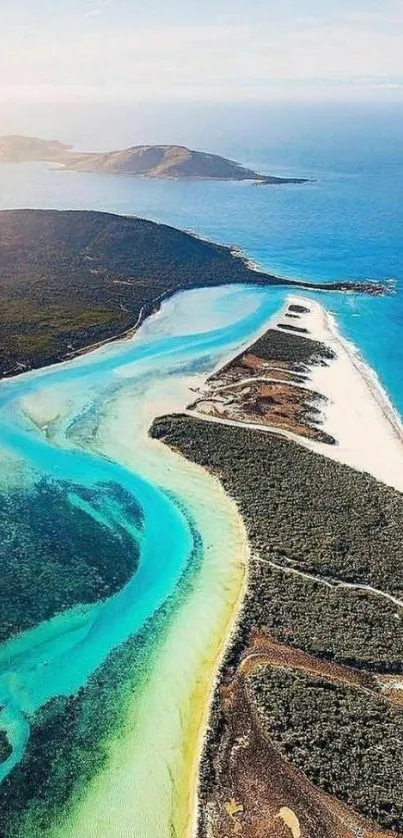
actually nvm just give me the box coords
[190,294,403,495]
[283,296,403,492]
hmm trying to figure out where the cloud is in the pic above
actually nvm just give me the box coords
[0,2,402,103]
[85,0,114,17]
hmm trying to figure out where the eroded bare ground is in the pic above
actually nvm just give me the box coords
[187,303,336,444]
[200,633,401,838]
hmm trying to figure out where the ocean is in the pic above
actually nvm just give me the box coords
[0,100,402,414]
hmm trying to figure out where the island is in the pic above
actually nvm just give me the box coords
[0,135,308,184]
[0,209,386,378]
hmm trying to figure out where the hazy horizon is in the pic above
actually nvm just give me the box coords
[1,0,402,115]
[1,100,402,169]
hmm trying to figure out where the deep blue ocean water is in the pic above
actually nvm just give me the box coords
[0,101,402,413]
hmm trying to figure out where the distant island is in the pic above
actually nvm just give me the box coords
[0,135,308,184]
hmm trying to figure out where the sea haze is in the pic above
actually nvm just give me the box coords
[0,100,402,413]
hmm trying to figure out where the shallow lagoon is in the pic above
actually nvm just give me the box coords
[1,114,402,832]
[0,283,287,835]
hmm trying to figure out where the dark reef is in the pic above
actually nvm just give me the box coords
[0,496,203,838]
[0,478,142,643]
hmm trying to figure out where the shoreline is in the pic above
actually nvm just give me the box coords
[298,295,403,491]
[185,501,250,838]
[2,283,403,836]
[56,407,250,838]
[324,304,403,448]
[190,293,403,493]
[151,295,403,834]
[42,286,275,838]
[0,206,390,383]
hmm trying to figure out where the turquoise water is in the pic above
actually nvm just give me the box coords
[0,284,284,785]
[1,104,403,824]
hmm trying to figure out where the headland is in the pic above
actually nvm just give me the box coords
[0,209,388,379]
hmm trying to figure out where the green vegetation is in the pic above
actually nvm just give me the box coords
[151,415,403,830]
[206,325,336,444]
[250,668,403,831]
[244,326,335,370]
[0,209,385,377]
[0,478,142,642]
[0,298,126,372]
[152,417,403,604]
[0,208,281,375]
[277,322,309,333]
[289,303,309,314]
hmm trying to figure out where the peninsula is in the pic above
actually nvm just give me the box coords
[152,296,403,838]
[0,209,386,379]
[0,135,307,184]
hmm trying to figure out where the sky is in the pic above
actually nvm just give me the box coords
[0,0,402,105]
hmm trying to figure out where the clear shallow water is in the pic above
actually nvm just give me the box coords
[0,284,283,789]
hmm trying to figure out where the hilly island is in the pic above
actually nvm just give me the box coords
[0,209,385,378]
[0,135,308,183]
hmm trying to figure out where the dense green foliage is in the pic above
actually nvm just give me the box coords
[277,322,309,333]
[152,417,403,603]
[248,326,335,370]
[0,209,282,375]
[151,415,403,829]
[289,304,309,314]
[250,668,403,831]
[0,478,142,642]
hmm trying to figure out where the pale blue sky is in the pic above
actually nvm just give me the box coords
[0,0,402,103]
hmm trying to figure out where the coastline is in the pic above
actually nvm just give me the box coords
[2,285,403,836]
[0,207,389,381]
[296,295,403,491]
[164,294,403,831]
[151,296,403,836]
[190,294,403,493]
[52,400,250,838]
[41,286,276,838]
